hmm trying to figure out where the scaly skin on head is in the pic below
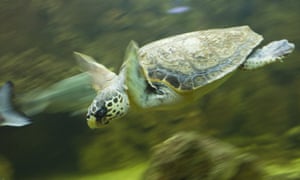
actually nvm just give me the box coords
[74,51,130,128]
[86,81,129,128]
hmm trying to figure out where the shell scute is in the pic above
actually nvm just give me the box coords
[165,75,180,89]
[192,74,208,88]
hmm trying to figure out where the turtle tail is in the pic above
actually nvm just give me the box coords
[0,81,31,127]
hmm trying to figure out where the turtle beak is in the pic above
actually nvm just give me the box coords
[86,107,109,129]
[87,116,109,128]
[86,115,98,129]
[87,114,109,129]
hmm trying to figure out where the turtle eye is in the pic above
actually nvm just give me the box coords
[94,107,108,122]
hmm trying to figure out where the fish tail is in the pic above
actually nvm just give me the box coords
[0,81,31,127]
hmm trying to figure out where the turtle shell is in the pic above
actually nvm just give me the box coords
[138,26,263,91]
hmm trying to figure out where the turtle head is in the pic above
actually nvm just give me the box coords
[74,51,130,128]
[87,88,129,128]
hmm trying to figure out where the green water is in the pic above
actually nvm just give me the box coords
[0,0,300,179]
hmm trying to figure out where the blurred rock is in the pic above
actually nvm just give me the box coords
[284,126,300,147]
[143,132,264,180]
[264,158,300,180]
[0,156,13,180]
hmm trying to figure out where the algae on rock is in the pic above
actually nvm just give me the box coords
[143,132,264,180]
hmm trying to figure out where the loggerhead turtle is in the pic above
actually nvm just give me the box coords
[74,26,295,128]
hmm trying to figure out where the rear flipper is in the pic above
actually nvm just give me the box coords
[241,39,295,70]
[0,81,31,127]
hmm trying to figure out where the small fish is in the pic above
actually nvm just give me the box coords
[0,81,31,127]
[167,6,191,14]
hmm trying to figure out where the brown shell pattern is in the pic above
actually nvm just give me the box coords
[138,26,263,91]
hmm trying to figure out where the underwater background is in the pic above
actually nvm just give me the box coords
[0,0,299,179]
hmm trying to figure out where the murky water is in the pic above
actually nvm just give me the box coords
[0,0,299,179]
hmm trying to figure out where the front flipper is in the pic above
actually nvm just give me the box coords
[74,52,117,91]
[123,41,151,107]
[0,82,31,127]
[124,41,179,108]
[241,39,295,70]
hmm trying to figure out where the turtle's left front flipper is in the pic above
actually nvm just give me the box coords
[0,81,31,127]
